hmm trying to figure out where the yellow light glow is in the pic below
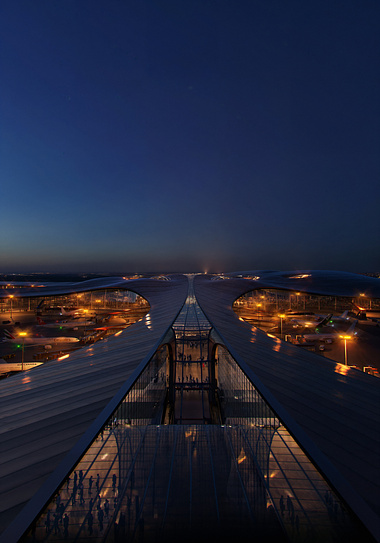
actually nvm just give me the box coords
[19,332,27,337]
[58,354,70,361]
[339,335,352,340]
[334,363,350,376]
[278,314,286,319]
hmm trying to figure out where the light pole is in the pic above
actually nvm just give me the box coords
[340,335,352,366]
[278,314,286,339]
[19,332,27,371]
[257,303,262,324]
[9,295,14,319]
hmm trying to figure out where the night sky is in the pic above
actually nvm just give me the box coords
[1,1,379,273]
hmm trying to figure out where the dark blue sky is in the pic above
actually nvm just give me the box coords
[1,1,379,273]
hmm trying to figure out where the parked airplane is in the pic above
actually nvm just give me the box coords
[289,313,333,328]
[37,317,95,329]
[59,307,97,318]
[328,310,351,325]
[105,316,128,325]
[2,330,80,346]
[302,320,358,343]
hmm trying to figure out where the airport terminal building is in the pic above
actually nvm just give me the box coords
[0,271,379,542]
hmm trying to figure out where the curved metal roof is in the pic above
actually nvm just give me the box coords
[0,275,188,535]
[194,273,380,540]
[227,269,380,298]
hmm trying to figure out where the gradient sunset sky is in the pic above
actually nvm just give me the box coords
[1,1,379,273]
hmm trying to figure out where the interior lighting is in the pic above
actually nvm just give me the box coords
[237,453,247,464]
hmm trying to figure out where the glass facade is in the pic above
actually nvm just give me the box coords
[216,346,369,542]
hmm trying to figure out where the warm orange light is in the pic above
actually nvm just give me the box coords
[334,363,350,375]
[58,354,70,361]
[278,314,286,319]
[19,332,27,337]
[339,335,352,340]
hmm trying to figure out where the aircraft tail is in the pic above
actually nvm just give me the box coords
[317,314,333,328]
[3,329,16,340]
[346,319,358,336]
[340,310,349,319]
[37,316,46,325]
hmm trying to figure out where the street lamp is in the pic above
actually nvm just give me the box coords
[339,335,352,366]
[9,295,14,319]
[257,303,262,324]
[19,332,27,371]
[278,314,286,339]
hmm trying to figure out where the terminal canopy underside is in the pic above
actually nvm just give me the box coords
[0,272,379,543]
